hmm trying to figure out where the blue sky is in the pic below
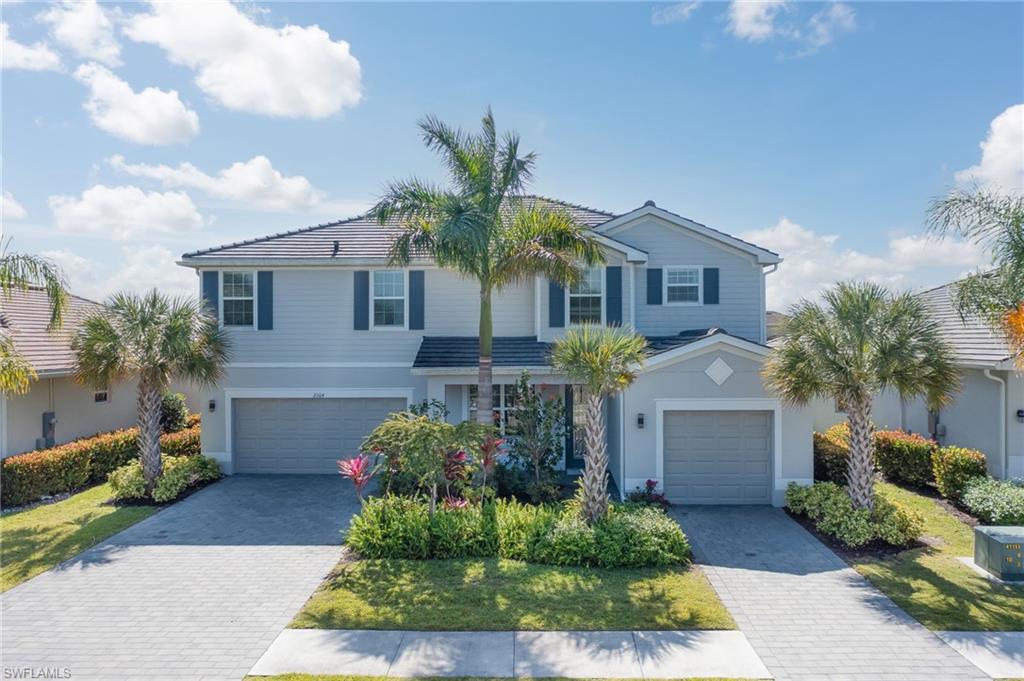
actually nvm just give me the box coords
[2,1,1022,309]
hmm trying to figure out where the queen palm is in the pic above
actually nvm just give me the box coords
[73,291,230,489]
[551,324,647,524]
[764,281,959,510]
[372,108,604,424]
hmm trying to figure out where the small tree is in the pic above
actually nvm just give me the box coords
[506,370,565,501]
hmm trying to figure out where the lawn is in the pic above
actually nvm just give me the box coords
[851,482,1024,631]
[292,558,734,631]
[0,483,157,591]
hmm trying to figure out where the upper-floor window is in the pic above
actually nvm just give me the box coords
[373,270,406,328]
[569,266,603,325]
[665,266,701,305]
[222,271,255,326]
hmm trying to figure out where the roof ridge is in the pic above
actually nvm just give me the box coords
[181,213,371,259]
[520,194,618,217]
[623,203,781,258]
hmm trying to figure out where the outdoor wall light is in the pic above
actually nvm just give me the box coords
[1017,409,1024,423]
[208,399,217,413]
[637,413,645,429]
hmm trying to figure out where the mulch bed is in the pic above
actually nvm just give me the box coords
[785,508,928,561]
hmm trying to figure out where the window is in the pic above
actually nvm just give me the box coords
[665,267,701,304]
[568,266,603,324]
[468,384,518,434]
[94,389,110,404]
[222,271,255,326]
[372,270,406,328]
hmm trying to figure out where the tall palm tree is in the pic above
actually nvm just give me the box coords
[927,187,1024,364]
[372,108,604,424]
[551,324,647,524]
[0,250,68,395]
[73,291,230,489]
[764,281,960,510]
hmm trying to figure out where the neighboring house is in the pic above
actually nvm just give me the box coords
[810,280,1022,480]
[179,197,815,505]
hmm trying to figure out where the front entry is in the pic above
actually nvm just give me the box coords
[564,385,586,470]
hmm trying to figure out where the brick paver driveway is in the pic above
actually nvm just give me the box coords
[2,475,353,681]
[671,506,989,681]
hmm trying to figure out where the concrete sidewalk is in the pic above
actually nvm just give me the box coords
[248,629,772,679]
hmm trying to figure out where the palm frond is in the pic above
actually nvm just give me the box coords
[492,206,605,288]
[0,251,68,329]
[551,324,647,396]
[0,334,37,395]
[927,186,1024,254]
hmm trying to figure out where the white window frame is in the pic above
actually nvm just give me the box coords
[370,269,409,331]
[93,388,110,404]
[467,383,517,435]
[566,266,606,326]
[220,270,258,329]
[664,266,703,306]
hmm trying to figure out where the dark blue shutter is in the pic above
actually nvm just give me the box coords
[549,281,565,328]
[606,266,622,326]
[646,268,663,305]
[409,270,425,330]
[257,271,273,329]
[353,271,369,330]
[201,271,219,317]
[704,267,719,305]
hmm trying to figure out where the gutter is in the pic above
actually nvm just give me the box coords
[983,369,1008,478]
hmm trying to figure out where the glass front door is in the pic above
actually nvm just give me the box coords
[565,385,586,470]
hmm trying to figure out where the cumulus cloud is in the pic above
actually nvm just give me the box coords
[955,104,1024,195]
[2,191,28,221]
[38,0,121,66]
[652,2,702,26]
[49,184,204,240]
[44,245,196,301]
[74,62,199,144]
[725,1,854,56]
[740,217,988,310]
[124,0,362,119]
[1,21,61,70]
[727,0,789,41]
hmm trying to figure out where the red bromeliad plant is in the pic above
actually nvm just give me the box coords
[338,454,377,503]
[442,495,469,510]
[477,437,503,491]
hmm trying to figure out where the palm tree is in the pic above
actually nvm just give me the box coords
[0,250,68,395]
[551,324,647,524]
[764,281,960,510]
[372,108,604,424]
[927,187,1024,365]
[73,290,230,489]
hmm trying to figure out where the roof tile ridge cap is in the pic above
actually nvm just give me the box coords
[641,204,780,257]
[181,213,369,258]
[519,194,618,217]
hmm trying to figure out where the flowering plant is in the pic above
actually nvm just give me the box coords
[338,454,377,502]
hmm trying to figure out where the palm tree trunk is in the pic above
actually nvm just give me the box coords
[582,391,609,524]
[136,378,163,491]
[476,287,494,425]
[846,394,874,511]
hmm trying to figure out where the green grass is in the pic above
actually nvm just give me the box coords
[0,483,157,591]
[292,558,734,631]
[246,676,762,681]
[850,482,1024,631]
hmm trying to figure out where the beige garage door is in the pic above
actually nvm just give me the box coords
[663,410,772,504]
[233,397,406,474]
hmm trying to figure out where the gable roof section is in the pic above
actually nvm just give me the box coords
[1,288,104,376]
[917,280,1011,367]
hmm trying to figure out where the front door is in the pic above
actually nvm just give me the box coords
[564,385,586,470]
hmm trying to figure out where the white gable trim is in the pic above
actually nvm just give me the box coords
[642,333,770,373]
[590,233,648,263]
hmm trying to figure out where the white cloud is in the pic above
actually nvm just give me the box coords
[124,0,362,119]
[727,0,789,42]
[652,2,702,26]
[44,245,196,301]
[954,104,1024,195]
[1,21,61,71]
[725,1,855,56]
[1,191,28,220]
[49,184,204,240]
[38,0,121,66]
[799,2,856,56]
[740,217,988,310]
[74,62,199,144]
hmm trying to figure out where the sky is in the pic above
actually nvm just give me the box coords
[1,0,1022,311]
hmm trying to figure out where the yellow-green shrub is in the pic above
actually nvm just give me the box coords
[932,446,987,500]
[785,482,923,548]
[109,454,221,503]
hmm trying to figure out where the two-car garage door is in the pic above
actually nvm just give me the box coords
[233,397,406,474]
[663,410,772,504]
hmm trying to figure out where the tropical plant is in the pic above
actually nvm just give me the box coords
[73,290,230,491]
[506,370,565,500]
[551,324,647,524]
[371,108,604,424]
[764,281,959,510]
[338,454,378,503]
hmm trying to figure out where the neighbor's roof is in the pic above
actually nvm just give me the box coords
[0,288,103,375]
[917,280,1012,366]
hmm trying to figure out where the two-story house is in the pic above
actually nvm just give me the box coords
[179,197,814,505]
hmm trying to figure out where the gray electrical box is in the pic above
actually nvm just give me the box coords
[974,526,1024,582]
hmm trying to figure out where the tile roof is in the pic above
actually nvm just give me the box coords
[0,288,104,375]
[917,280,1011,366]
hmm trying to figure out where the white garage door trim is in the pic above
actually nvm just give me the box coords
[655,398,783,500]
[222,387,414,473]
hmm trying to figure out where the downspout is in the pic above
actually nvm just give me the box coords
[761,263,779,344]
[983,369,1007,478]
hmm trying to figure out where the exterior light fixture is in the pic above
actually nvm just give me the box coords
[208,399,217,413]
[637,413,645,429]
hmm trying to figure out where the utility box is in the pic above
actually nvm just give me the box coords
[974,526,1024,582]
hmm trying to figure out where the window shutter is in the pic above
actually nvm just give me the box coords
[704,267,719,305]
[606,266,622,326]
[257,271,273,330]
[548,281,565,328]
[201,271,219,317]
[409,270,425,330]
[646,268,663,305]
[353,270,369,330]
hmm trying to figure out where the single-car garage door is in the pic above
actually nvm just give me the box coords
[663,410,772,504]
[233,397,407,474]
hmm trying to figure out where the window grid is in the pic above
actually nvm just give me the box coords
[569,267,603,324]
[468,384,518,435]
[666,267,700,304]
[372,270,406,328]
[222,272,255,326]
[94,389,110,404]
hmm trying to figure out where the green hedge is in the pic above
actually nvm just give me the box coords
[932,446,987,501]
[873,430,935,486]
[962,477,1024,525]
[109,454,221,503]
[813,432,849,484]
[785,482,923,548]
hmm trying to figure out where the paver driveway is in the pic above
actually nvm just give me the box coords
[671,506,989,681]
[2,475,353,681]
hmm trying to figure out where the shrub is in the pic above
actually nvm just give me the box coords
[594,506,690,567]
[346,495,432,559]
[873,430,935,486]
[430,503,497,559]
[109,454,221,503]
[160,393,190,433]
[87,429,141,481]
[185,412,201,428]
[159,425,201,457]
[495,498,556,560]
[932,446,987,500]
[962,477,1024,525]
[0,444,92,507]
[813,432,849,484]
[823,421,851,447]
[785,482,923,548]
